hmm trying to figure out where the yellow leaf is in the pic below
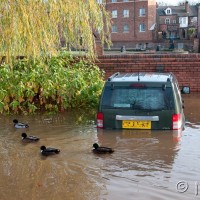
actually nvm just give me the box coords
[4,96,10,103]
[4,105,9,111]
[18,97,24,103]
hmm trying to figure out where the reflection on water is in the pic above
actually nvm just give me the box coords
[184,93,200,129]
[0,94,200,200]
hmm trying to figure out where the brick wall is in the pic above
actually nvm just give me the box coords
[95,40,103,56]
[148,0,156,34]
[96,54,200,92]
[159,15,177,25]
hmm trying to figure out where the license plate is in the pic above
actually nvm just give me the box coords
[122,120,151,129]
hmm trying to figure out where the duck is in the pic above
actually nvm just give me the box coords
[92,143,114,154]
[13,119,29,128]
[40,146,60,156]
[21,133,39,142]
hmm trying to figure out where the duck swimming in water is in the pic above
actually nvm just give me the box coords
[92,143,114,154]
[21,133,39,142]
[13,119,29,128]
[40,146,60,156]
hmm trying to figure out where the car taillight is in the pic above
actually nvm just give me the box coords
[97,112,104,128]
[172,114,181,130]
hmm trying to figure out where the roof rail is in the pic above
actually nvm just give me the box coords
[167,73,173,82]
[107,72,120,81]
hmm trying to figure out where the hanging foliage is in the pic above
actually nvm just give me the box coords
[0,0,111,64]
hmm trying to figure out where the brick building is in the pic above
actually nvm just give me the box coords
[104,0,157,50]
[157,1,198,40]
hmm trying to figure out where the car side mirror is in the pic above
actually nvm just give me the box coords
[181,86,190,94]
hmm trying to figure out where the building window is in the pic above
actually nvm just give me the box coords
[123,10,129,18]
[165,18,170,24]
[123,0,129,2]
[173,20,176,24]
[97,0,103,3]
[139,8,146,16]
[139,23,146,32]
[179,17,187,26]
[112,25,118,33]
[112,0,117,2]
[166,9,171,14]
[123,24,129,32]
[112,10,117,18]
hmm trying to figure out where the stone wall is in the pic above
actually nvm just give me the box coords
[96,53,200,92]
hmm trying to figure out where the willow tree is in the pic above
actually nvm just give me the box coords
[0,0,111,64]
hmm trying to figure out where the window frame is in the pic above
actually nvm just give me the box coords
[97,0,103,3]
[179,17,188,28]
[139,23,146,32]
[112,25,118,33]
[123,24,129,32]
[139,8,146,16]
[123,9,129,18]
[166,9,171,14]
[165,18,170,24]
[112,10,118,18]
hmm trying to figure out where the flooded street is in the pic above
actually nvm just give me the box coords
[0,93,200,200]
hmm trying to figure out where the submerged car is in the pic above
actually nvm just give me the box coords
[97,72,190,130]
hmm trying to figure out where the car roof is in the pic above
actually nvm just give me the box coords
[107,72,172,83]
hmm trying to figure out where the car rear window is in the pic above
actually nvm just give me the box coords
[101,85,174,111]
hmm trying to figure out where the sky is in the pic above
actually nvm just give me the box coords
[157,0,200,5]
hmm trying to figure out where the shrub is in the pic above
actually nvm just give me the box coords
[0,52,104,114]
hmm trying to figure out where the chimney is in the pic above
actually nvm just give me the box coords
[185,1,189,13]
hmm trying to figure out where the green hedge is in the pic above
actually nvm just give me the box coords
[0,53,105,114]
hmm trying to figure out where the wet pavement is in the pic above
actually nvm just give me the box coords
[0,93,200,200]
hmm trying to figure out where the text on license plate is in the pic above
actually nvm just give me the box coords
[122,120,151,129]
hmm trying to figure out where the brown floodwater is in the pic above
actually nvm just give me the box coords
[0,93,200,200]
